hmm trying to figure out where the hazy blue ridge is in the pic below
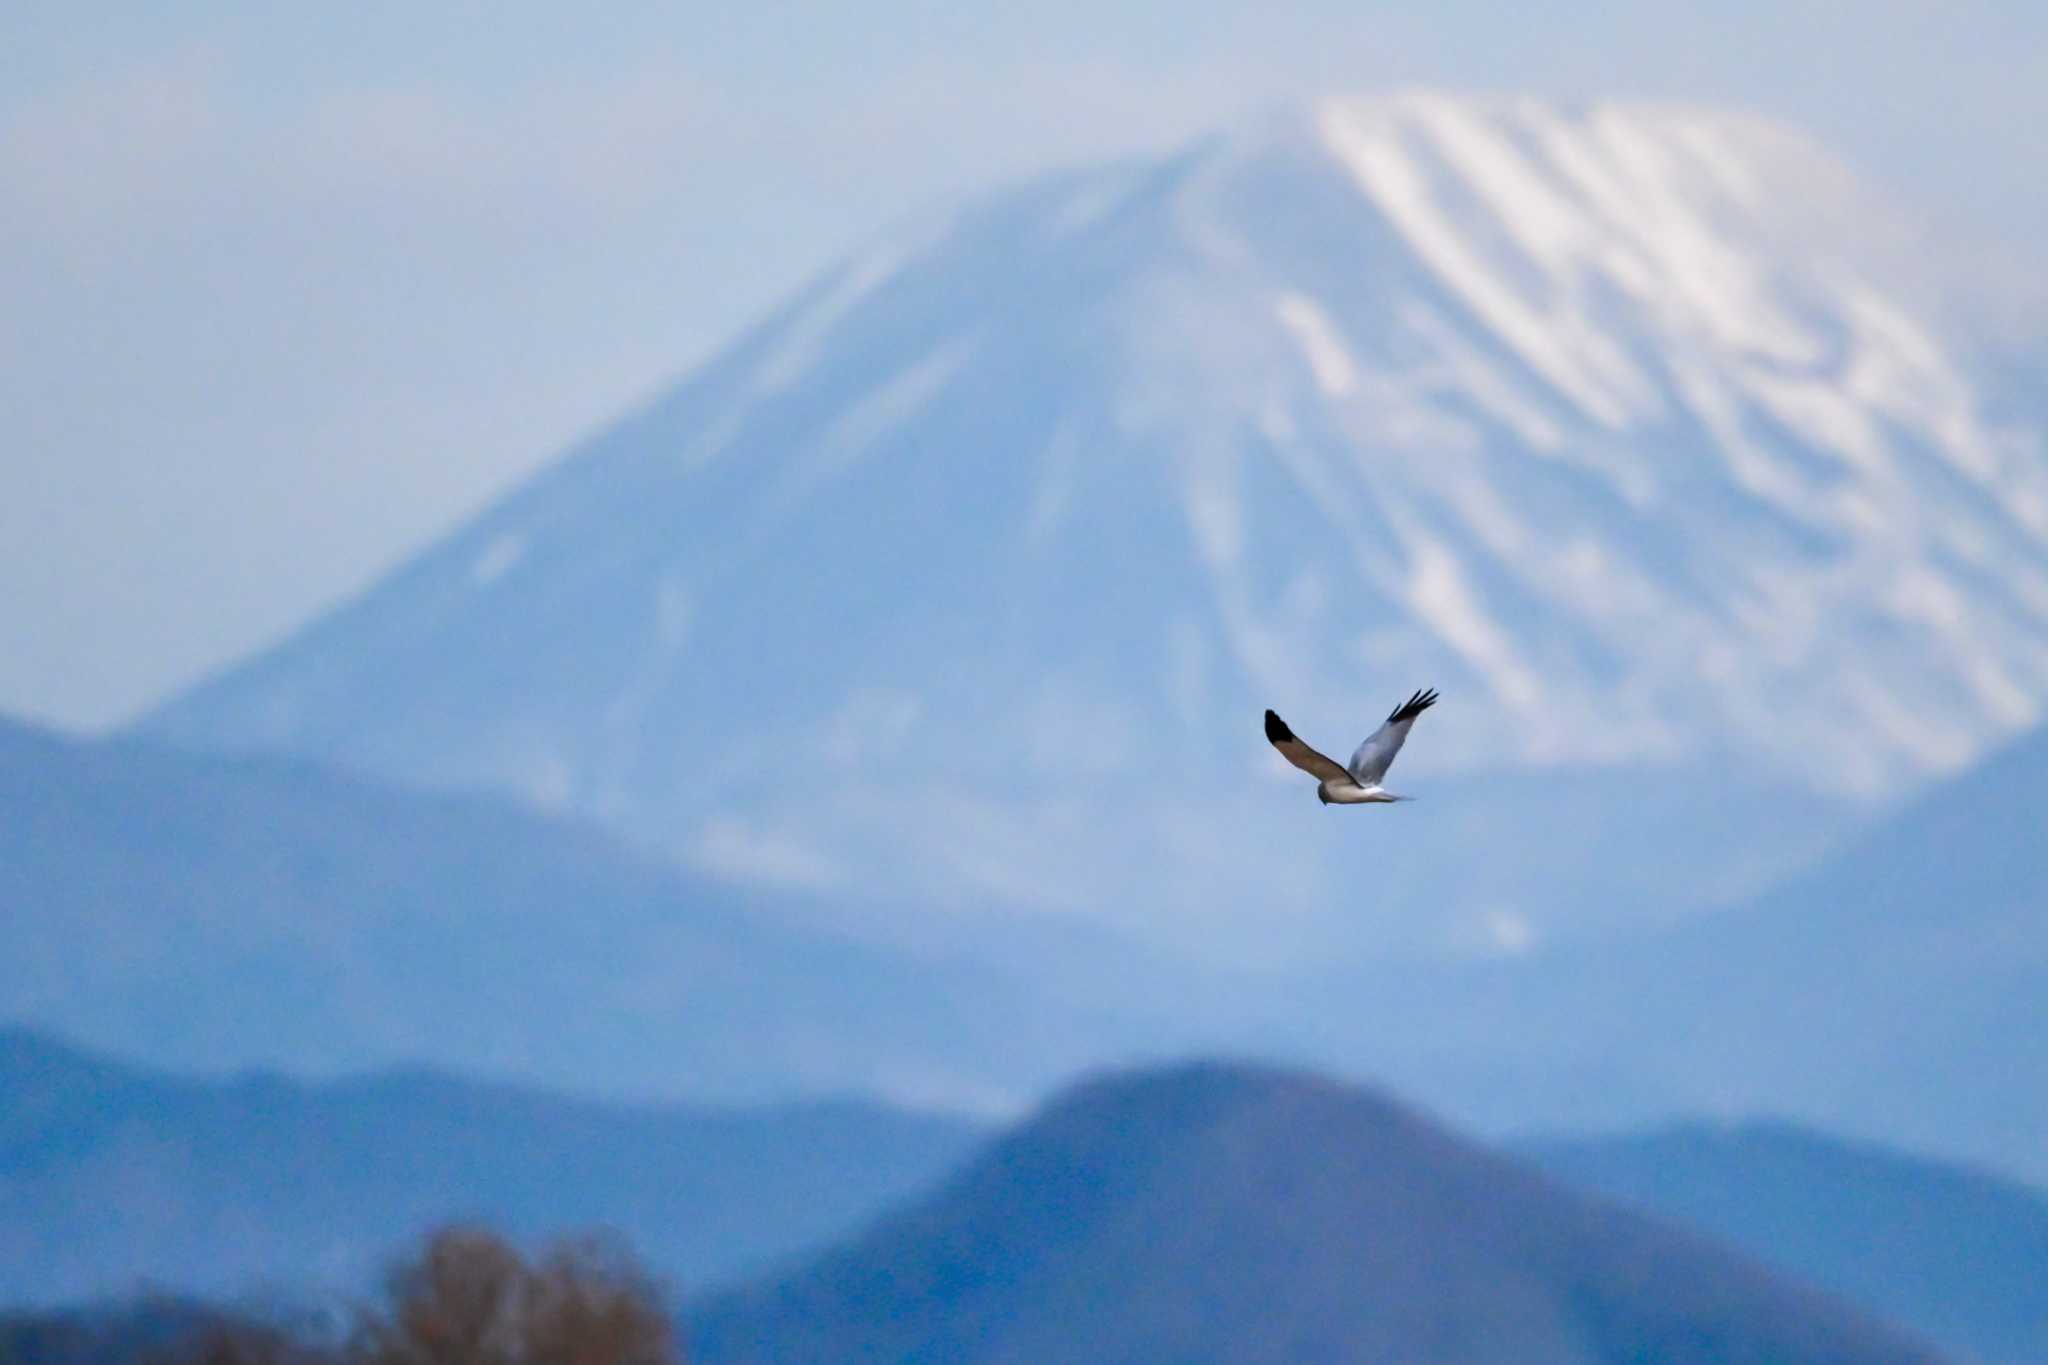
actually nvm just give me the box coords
[1520,1121,2048,1365]
[0,1026,986,1308]
[688,1061,1949,1365]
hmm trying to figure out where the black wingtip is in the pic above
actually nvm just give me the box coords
[1264,709,1293,744]
[1387,688,1439,724]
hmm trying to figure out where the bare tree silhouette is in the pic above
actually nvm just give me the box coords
[354,1227,678,1365]
[151,1226,678,1365]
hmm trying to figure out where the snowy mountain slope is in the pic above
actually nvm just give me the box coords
[143,93,2048,952]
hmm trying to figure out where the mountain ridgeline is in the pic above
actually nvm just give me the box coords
[1519,1121,2048,1365]
[0,1027,982,1308]
[0,713,1189,1110]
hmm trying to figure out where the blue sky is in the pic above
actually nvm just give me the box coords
[5,0,2046,729]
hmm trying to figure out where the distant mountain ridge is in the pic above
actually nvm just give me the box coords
[0,712,1185,1111]
[137,91,2048,956]
[0,1027,983,1308]
[1260,718,2048,1184]
[690,1062,1945,1365]
[1520,1120,2048,1365]
[1610,716,2048,1178]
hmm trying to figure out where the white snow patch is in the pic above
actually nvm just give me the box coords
[1553,539,1663,619]
[1333,369,1485,454]
[1257,399,1297,444]
[469,532,526,586]
[785,334,975,494]
[1995,457,2048,541]
[1433,466,1532,560]
[1047,175,1134,238]
[590,574,696,814]
[753,242,912,394]
[1027,421,1083,544]
[513,751,576,812]
[1570,108,1823,365]
[1965,656,2037,729]
[2009,566,2048,620]
[1182,447,1245,569]
[1729,564,1826,666]
[1838,282,2000,483]
[1742,371,1891,477]
[1318,96,1649,428]
[1403,535,1541,712]
[1274,291,1358,396]
[1483,907,1538,956]
[1884,567,2037,726]
[689,816,841,890]
[1445,904,1541,958]
[1400,300,1563,451]
[1843,673,1977,776]
[1886,565,1967,634]
[1665,352,1819,511]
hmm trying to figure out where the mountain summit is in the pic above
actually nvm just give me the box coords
[689,1062,1944,1365]
[143,93,2048,945]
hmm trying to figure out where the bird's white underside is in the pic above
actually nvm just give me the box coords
[1319,780,1405,804]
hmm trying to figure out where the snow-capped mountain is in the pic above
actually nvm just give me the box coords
[144,93,2048,956]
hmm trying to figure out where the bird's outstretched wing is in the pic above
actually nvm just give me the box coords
[1348,688,1438,785]
[1265,710,1351,784]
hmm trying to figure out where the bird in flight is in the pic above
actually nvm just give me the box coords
[1265,690,1438,805]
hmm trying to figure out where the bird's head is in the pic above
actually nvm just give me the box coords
[1317,788,1330,806]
